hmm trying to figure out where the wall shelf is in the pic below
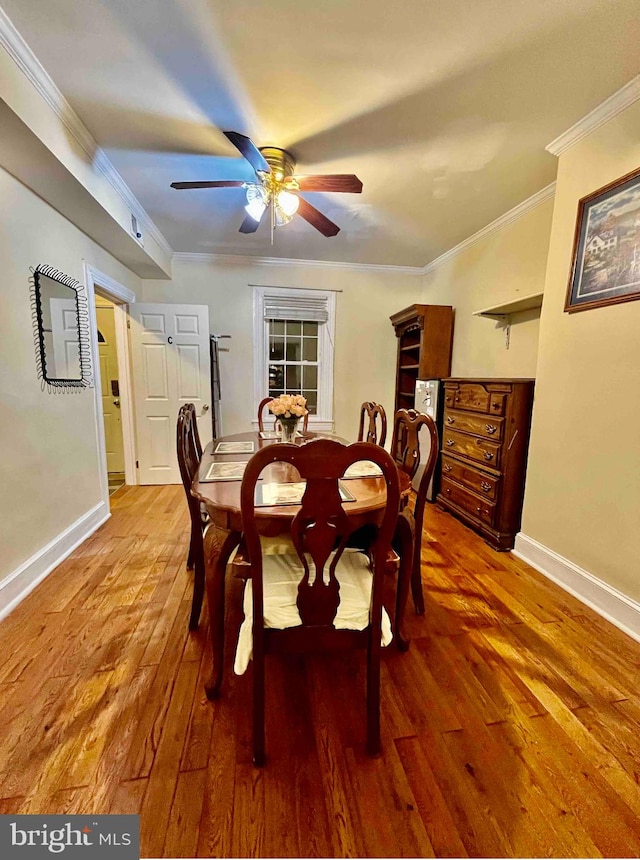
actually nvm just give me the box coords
[473,292,543,320]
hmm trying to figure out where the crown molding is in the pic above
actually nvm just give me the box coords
[422,182,556,276]
[0,6,173,258]
[172,251,424,275]
[546,74,640,157]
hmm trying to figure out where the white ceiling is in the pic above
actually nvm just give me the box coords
[3,0,640,267]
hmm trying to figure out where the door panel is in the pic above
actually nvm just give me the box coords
[146,415,173,469]
[142,343,170,399]
[175,313,200,334]
[176,344,202,399]
[129,303,211,484]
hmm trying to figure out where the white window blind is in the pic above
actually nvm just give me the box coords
[263,293,329,323]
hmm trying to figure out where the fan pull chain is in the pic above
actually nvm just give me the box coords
[270,197,275,245]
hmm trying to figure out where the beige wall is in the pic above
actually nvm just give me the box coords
[141,259,424,440]
[521,102,640,600]
[0,165,139,584]
[421,198,554,378]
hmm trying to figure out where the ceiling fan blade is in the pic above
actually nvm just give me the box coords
[296,197,340,237]
[224,131,271,174]
[239,212,261,234]
[170,180,245,189]
[293,174,363,194]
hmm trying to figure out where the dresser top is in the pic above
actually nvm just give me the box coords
[443,377,535,384]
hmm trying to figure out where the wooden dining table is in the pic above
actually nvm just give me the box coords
[191,430,414,698]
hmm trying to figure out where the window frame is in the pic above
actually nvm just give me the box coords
[252,286,336,431]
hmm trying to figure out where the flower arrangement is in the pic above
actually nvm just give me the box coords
[267,393,308,419]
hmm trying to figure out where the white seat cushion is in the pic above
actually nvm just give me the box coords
[234,548,392,674]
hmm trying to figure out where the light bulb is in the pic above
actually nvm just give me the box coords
[245,184,269,222]
[277,190,299,217]
[245,198,267,221]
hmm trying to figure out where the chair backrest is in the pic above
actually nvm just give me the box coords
[357,401,387,447]
[390,408,433,480]
[177,404,201,504]
[240,439,400,630]
[257,397,272,432]
[257,397,310,433]
[391,407,439,541]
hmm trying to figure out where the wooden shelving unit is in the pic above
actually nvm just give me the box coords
[390,304,454,414]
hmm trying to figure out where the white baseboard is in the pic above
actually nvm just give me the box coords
[513,532,640,644]
[0,501,110,621]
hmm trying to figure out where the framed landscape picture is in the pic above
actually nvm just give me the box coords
[565,166,640,313]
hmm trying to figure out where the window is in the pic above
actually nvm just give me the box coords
[253,286,336,429]
[268,320,319,412]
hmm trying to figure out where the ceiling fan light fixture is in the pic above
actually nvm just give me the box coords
[245,184,269,222]
[277,190,299,217]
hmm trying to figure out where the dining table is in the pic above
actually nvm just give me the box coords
[191,429,414,698]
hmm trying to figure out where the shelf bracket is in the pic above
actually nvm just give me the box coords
[489,313,511,350]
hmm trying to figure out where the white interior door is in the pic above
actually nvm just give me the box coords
[129,303,211,484]
[96,305,125,474]
[50,297,81,378]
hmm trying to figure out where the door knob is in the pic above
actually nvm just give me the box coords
[201,404,209,413]
[113,398,120,408]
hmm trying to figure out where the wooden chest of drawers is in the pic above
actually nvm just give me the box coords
[436,378,535,551]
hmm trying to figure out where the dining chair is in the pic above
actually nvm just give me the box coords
[257,396,309,432]
[390,408,439,616]
[236,438,400,765]
[357,401,387,446]
[176,403,207,630]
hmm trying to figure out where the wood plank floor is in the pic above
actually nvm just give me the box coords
[2,485,640,858]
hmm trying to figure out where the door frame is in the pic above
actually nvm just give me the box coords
[84,263,137,504]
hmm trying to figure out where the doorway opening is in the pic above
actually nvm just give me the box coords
[84,263,137,509]
[95,295,126,495]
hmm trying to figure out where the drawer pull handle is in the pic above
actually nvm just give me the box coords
[481,481,491,492]
[446,416,455,424]
[445,488,451,495]
[476,506,482,513]
[483,452,494,461]
[443,464,453,473]
[446,439,455,447]
[485,424,497,434]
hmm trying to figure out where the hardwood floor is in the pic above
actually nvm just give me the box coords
[2,485,640,857]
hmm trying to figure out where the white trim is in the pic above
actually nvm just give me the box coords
[513,532,640,644]
[111,303,137,486]
[173,251,423,276]
[253,286,335,427]
[86,267,136,304]
[422,183,556,276]
[0,6,173,258]
[0,502,109,621]
[546,75,640,157]
[84,264,138,492]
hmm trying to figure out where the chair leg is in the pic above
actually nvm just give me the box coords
[365,640,381,757]
[204,530,239,700]
[253,649,266,767]
[394,514,413,651]
[186,529,195,570]
[189,548,205,630]
[411,551,425,615]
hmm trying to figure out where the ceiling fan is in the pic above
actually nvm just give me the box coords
[170,131,362,237]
